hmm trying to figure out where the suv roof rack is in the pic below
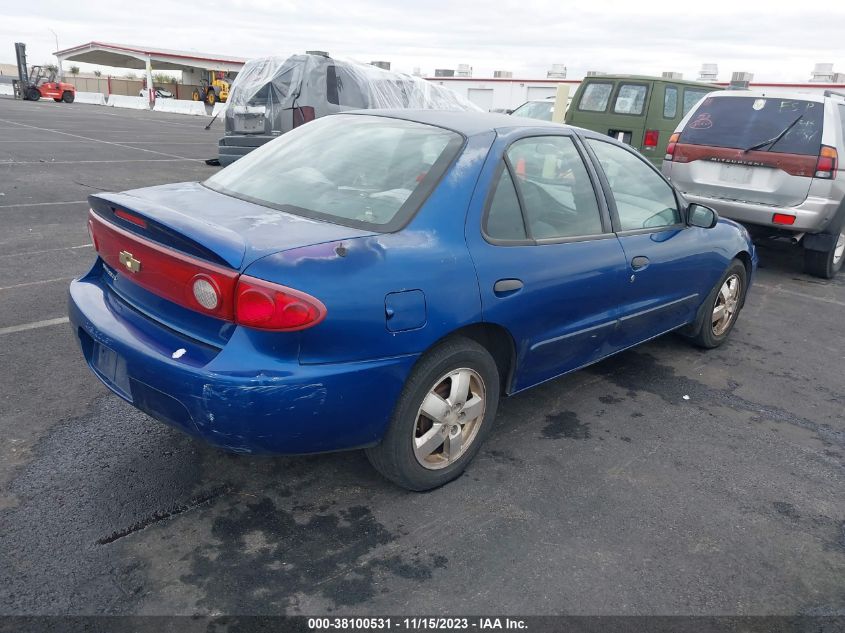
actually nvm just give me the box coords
[824,90,845,99]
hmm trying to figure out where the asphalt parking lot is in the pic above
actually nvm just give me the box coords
[0,95,843,617]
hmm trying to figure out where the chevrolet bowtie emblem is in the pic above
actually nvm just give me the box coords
[118,250,141,273]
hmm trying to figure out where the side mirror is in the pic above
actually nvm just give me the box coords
[687,203,718,229]
[505,109,514,115]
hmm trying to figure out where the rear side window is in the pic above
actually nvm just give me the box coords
[613,84,648,115]
[504,136,603,240]
[579,83,613,112]
[680,96,824,155]
[326,65,368,108]
[682,88,711,116]
[664,86,678,118]
[485,168,527,241]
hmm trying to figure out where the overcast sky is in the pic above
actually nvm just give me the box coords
[2,0,843,82]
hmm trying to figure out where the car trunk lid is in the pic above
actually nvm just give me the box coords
[88,182,374,346]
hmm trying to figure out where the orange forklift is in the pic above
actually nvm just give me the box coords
[13,42,76,103]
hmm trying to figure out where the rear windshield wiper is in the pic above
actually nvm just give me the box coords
[744,114,803,153]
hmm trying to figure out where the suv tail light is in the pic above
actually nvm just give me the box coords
[235,276,327,331]
[815,145,838,179]
[293,106,316,128]
[664,133,680,161]
[644,129,659,148]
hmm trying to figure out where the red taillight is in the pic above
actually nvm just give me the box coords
[293,106,316,128]
[815,145,838,179]
[114,209,147,228]
[89,211,238,319]
[772,213,796,226]
[89,211,327,331]
[664,133,680,161]
[235,276,327,331]
[644,129,659,148]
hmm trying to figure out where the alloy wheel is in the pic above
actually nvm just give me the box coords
[412,368,486,470]
[712,274,742,336]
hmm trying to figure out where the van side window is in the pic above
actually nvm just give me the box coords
[578,83,613,112]
[485,167,527,241]
[326,65,368,108]
[505,136,604,240]
[682,88,710,116]
[664,86,678,118]
[587,140,680,231]
[839,105,845,134]
[613,84,648,115]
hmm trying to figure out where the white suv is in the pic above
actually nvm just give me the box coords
[662,89,845,278]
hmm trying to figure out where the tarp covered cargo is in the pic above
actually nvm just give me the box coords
[218,53,480,165]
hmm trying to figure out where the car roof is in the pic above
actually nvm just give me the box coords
[704,89,828,103]
[581,74,721,88]
[345,109,568,136]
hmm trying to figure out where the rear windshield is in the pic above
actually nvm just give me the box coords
[205,115,463,232]
[511,100,555,121]
[680,96,824,155]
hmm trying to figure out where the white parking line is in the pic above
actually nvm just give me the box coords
[1,158,197,165]
[754,282,845,308]
[0,277,73,291]
[0,317,70,336]
[0,200,87,209]
[0,244,92,258]
[0,117,194,160]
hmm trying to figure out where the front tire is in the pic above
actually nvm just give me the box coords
[366,337,500,491]
[26,87,40,101]
[803,230,845,279]
[688,260,747,349]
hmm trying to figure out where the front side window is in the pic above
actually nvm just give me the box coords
[682,88,711,117]
[205,115,463,231]
[587,140,680,231]
[503,136,603,240]
[664,86,678,118]
[579,83,613,112]
[613,84,648,115]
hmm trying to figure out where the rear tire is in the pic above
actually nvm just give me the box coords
[191,89,201,102]
[365,337,500,491]
[687,260,747,349]
[62,91,74,103]
[803,230,845,279]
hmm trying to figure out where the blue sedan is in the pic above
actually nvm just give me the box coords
[69,110,756,490]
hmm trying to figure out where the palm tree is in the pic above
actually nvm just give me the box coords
[70,65,80,76]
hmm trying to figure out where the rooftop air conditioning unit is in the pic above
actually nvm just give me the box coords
[698,63,718,82]
[662,71,683,79]
[547,64,567,79]
[493,70,513,78]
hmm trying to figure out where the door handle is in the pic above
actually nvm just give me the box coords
[493,279,523,296]
[631,256,650,271]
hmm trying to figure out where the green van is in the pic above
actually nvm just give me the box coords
[564,75,722,166]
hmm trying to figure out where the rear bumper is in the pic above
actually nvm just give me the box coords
[68,266,416,454]
[682,192,841,234]
[217,135,275,166]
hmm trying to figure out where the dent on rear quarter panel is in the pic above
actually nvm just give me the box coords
[242,131,497,366]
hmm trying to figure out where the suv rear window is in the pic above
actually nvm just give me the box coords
[680,96,824,156]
